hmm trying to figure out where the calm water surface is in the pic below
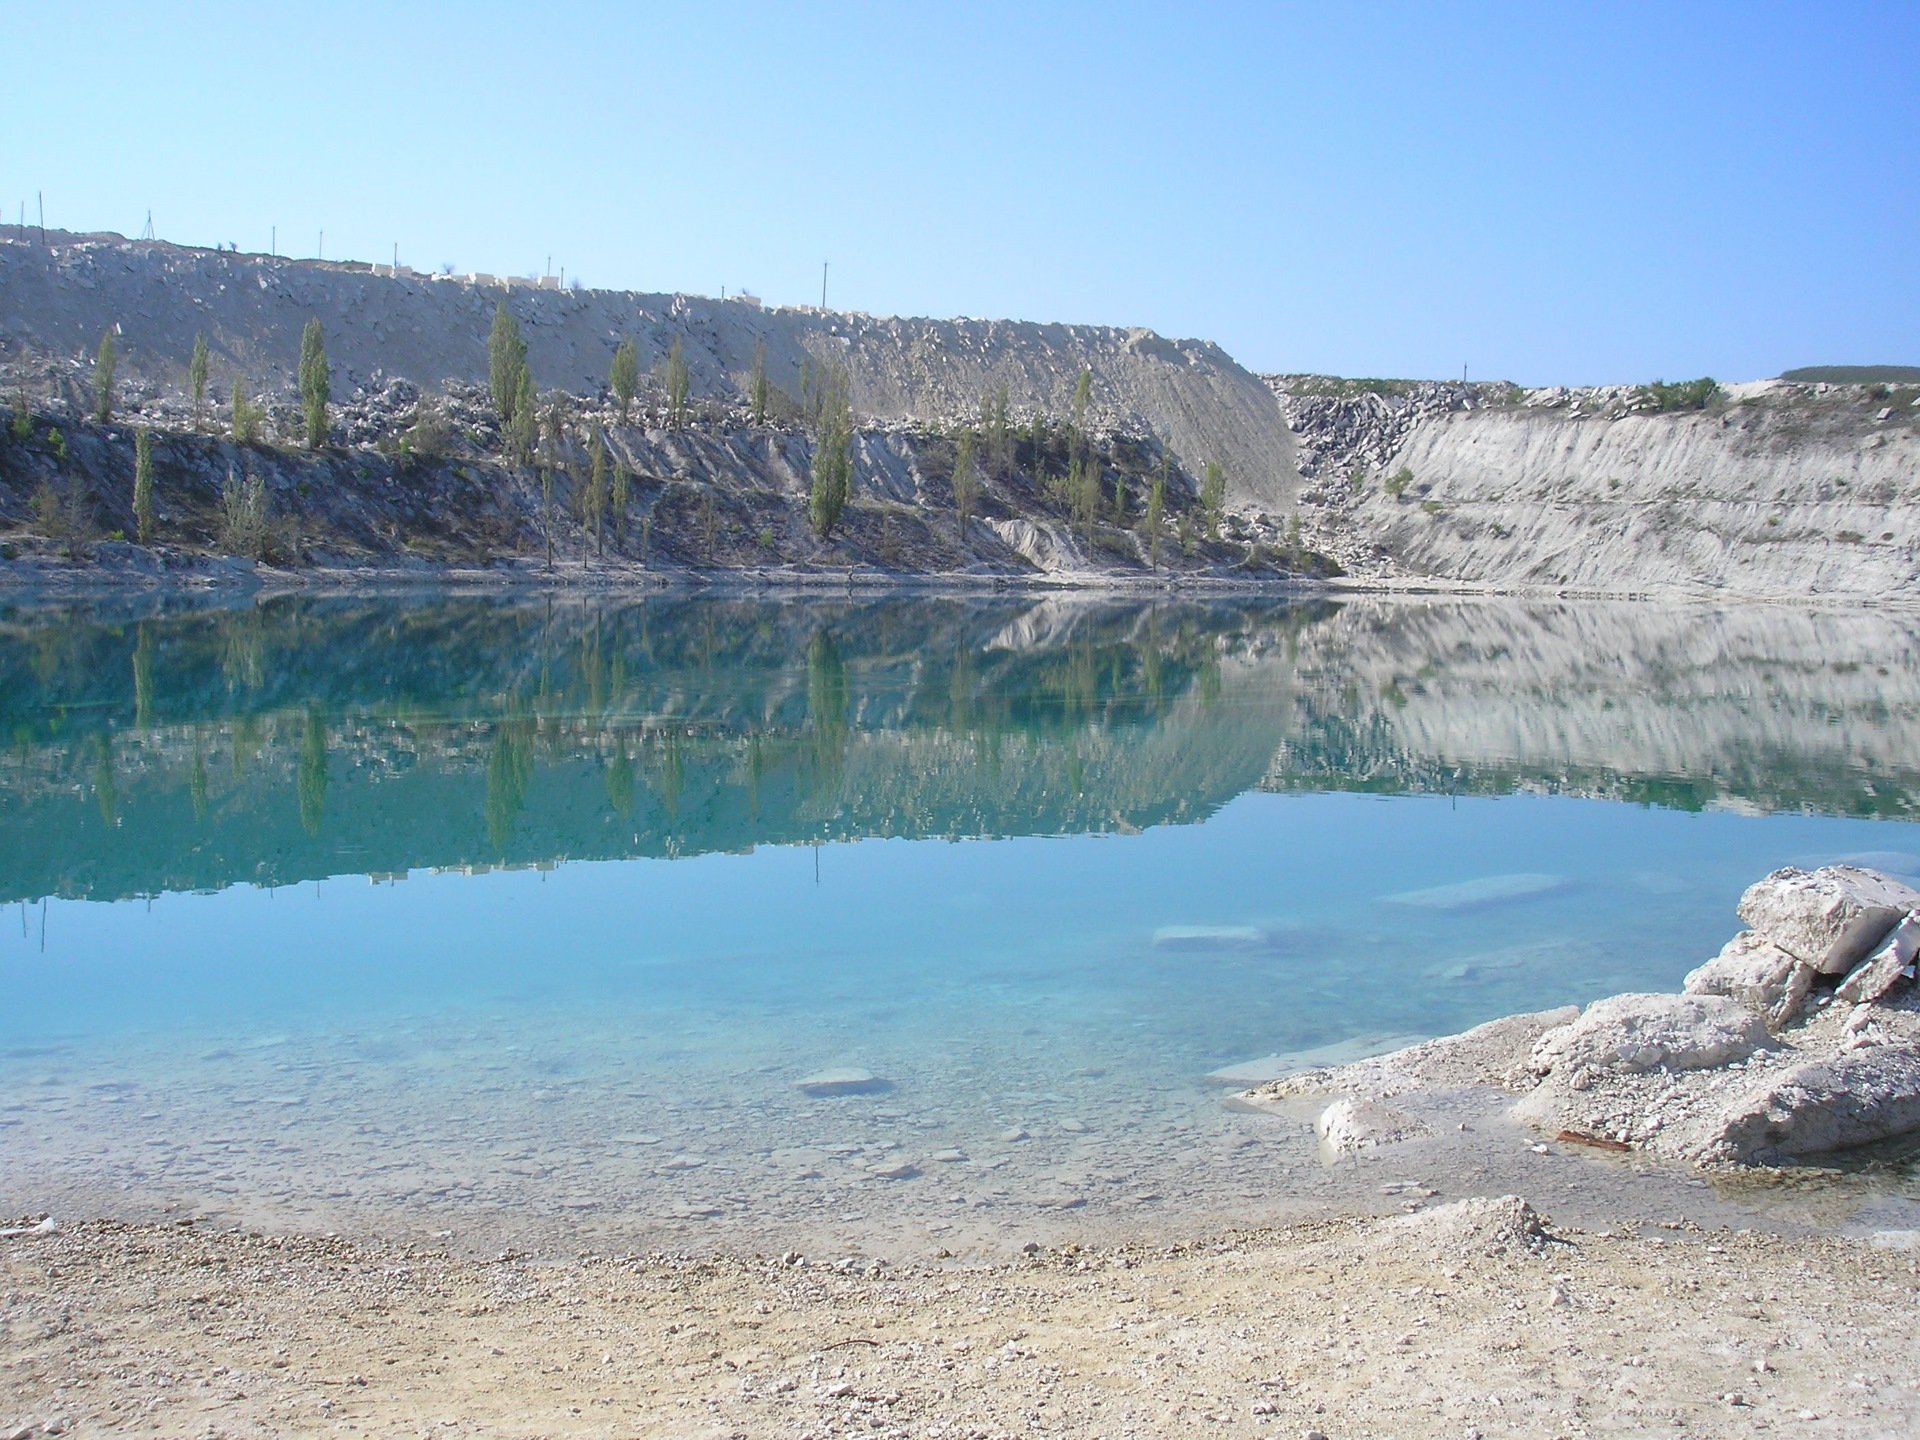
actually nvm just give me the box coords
[3,594,1918,1256]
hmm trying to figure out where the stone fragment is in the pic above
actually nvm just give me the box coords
[1697,1048,1920,1163]
[1735,866,1920,975]
[1315,1097,1429,1155]
[1834,914,1920,1005]
[1683,931,1818,1027]
[793,1068,892,1098]
[1529,993,1772,1077]
[1380,873,1565,911]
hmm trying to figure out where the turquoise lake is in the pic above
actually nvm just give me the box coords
[3,594,1919,1258]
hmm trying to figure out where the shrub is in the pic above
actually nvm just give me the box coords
[218,468,271,558]
[1384,466,1413,499]
[48,428,67,463]
[1635,377,1721,412]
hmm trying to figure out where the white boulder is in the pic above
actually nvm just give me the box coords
[1735,866,1920,976]
[1695,1048,1920,1164]
[1529,993,1773,1078]
[1683,930,1817,1027]
[1315,1097,1429,1155]
[1835,914,1920,1005]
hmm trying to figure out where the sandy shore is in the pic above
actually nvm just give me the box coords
[6,1203,1919,1439]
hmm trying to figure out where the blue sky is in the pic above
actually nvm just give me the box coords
[8,2,1915,384]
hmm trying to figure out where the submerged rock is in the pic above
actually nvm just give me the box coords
[1380,873,1565,911]
[1736,865,1920,976]
[1152,924,1267,953]
[794,1068,893,1098]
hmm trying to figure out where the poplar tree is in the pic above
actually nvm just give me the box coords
[133,427,155,543]
[488,301,527,425]
[951,427,979,529]
[1201,460,1226,539]
[809,367,852,538]
[506,366,538,464]
[1144,456,1166,568]
[585,426,609,557]
[298,318,329,448]
[611,462,631,545]
[609,338,638,423]
[750,337,770,426]
[188,334,210,430]
[664,336,690,429]
[94,331,117,423]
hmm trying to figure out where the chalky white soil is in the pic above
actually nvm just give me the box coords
[5,1201,1920,1439]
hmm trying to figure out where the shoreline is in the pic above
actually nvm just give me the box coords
[6,1203,1918,1437]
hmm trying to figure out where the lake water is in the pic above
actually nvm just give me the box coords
[4,593,1919,1259]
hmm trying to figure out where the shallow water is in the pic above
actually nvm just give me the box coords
[3,594,1919,1257]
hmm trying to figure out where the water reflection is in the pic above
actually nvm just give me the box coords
[2,594,1917,903]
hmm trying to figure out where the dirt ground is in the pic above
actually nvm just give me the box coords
[5,1199,1919,1440]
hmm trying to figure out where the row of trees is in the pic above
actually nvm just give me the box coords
[89,325,330,450]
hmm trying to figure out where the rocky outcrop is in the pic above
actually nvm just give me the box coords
[1246,865,1920,1170]
[0,231,1299,513]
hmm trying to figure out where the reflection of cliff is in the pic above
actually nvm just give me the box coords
[1265,600,1920,817]
[5,595,1916,904]
[0,597,1315,902]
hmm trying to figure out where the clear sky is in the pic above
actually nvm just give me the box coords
[8,2,1915,385]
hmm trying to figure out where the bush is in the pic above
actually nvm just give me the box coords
[1635,377,1720,412]
[218,469,272,558]
[1384,466,1413,499]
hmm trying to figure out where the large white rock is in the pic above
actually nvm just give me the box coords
[1529,993,1772,1077]
[1315,1097,1429,1155]
[1683,930,1817,1027]
[1696,1048,1920,1164]
[1835,914,1920,1005]
[1735,866,1920,976]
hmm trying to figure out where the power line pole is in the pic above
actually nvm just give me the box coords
[821,261,828,310]
[37,191,44,245]
[319,229,324,260]
[271,224,276,258]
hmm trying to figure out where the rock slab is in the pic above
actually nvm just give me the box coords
[1736,866,1920,976]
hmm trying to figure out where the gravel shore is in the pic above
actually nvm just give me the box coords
[6,1203,1919,1438]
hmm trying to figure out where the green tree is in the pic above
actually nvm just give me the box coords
[750,337,770,427]
[585,426,609,557]
[664,336,690,429]
[980,382,1012,480]
[1071,450,1099,538]
[609,337,639,423]
[298,317,329,448]
[506,365,538,464]
[611,463,631,545]
[1144,456,1166,568]
[809,366,852,538]
[1070,367,1092,442]
[132,427,155,543]
[488,301,527,425]
[188,333,210,430]
[1201,460,1225,539]
[230,380,263,444]
[951,426,979,529]
[94,330,117,423]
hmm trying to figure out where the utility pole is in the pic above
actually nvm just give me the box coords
[393,242,398,271]
[319,229,324,260]
[37,191,44,245]
[140,209,153,241]
[821,261,828,310]
[271,224,276,257]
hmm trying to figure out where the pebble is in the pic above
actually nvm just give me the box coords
[1000,1127,1030,1143]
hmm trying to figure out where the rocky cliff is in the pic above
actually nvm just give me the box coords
[0,231,1298,513]
[1270,376,1920,599]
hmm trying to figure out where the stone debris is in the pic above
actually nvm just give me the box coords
[1524,993,1773,1077]
[1835,914,1920,1005]
[1684,931,1817,1027]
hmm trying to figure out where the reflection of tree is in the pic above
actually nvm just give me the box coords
[806,629,849,803]
[297,709,327,837]
[652,732,683,823]
[190,731,209,822]
[218,610,267,692]
[485,716,534,851]
[133,623,154,732]
[92,733,117,826]
[605,744,635,818]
